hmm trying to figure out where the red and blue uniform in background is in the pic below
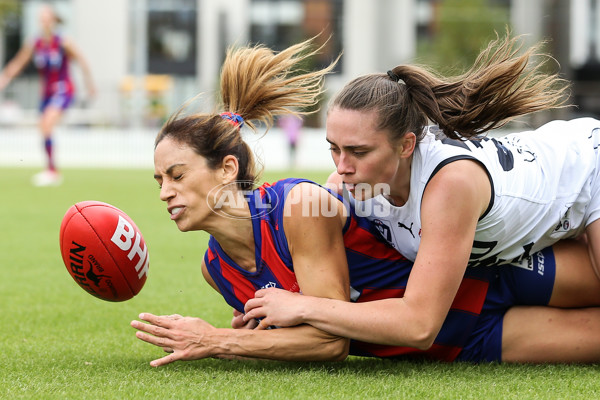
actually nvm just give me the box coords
[33,34,74,111]
[205,178,543,362]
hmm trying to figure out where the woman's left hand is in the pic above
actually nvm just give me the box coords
[231,309,258,329]
[243,288,307,328]
[131,313,217,367]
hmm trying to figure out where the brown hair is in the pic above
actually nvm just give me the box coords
[40,3,64,25]
[330,33,569,143]
[156,38,337,190]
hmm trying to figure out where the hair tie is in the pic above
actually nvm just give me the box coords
[220,112,245,129]
[387,70,401,82]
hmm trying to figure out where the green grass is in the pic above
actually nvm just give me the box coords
[1,167,600,399]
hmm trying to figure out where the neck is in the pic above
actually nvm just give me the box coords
[386,156,412,206]
[206,206,257,273]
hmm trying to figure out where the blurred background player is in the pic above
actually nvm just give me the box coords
[0,2,95,186]
[278,114,303,168]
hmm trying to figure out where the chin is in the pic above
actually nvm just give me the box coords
[349,185,378,201]
[355,194,376,202]
[174,221,191,232]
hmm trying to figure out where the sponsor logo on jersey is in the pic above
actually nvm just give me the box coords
[553,205,573,234]
[397,221,416,238]
[372,219,395,247]
[536,251,545,276]
[511,254,534,271]
[261,281,277,289]
[504,136,537,162]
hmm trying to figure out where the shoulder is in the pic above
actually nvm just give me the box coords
[285,181,334,208]
[414,133,458,170]
[423,159,491,218]
[325,171,344,195]
[283,181,347,225]
[59,35,79,53]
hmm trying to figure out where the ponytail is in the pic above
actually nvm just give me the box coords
[332,32,569,143]
[156,37,338,189]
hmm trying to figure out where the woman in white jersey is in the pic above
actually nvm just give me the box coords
[243,34,600,357]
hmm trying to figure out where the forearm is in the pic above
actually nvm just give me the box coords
[2,61,23,81]
[0,62,21,89]
[210,325,349,361]
[1,47,32,86]
[297,297,436,349]
[80,62,95,91]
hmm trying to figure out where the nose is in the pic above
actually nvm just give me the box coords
[159,181,175,202]
[336,152,355,176]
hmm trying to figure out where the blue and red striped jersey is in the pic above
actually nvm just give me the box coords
[204,178,490,361]
[33,35,74,98]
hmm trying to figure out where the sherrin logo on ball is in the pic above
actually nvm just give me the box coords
[59,201,149,302]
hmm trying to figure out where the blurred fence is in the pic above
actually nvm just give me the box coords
[0,125,334,170]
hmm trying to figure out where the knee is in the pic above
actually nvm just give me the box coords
[39,117,52,134]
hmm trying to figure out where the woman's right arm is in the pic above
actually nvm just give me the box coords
[0,43,34,90]
[132,184,353,364]
[245,160,491,348]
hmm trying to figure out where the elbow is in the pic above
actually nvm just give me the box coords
[411,333,436,351]
[332,338,350,361]
[383,314,439,350]
[407,322,439,350]
[321,337,350,362]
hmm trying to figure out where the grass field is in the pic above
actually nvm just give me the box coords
[2,167,600,399]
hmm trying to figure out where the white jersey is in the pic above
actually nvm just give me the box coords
[353,118,600,267]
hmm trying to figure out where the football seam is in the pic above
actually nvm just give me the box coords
[75,203,137,298]
[60,208,80,243]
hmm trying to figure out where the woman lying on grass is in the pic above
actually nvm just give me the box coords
[131,38,600,366]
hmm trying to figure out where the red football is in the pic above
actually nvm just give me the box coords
[59,201,149,301]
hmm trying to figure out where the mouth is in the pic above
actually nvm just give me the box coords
[344,182,380,200]
[168,206,185,220]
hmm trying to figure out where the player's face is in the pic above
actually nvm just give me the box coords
[326,107,409,201]
[154,137,222,232]
[39,5,56,33]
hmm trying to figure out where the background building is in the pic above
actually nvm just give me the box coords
[1,0,596,129]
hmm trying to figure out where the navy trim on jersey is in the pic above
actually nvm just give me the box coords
[424,155,495,221]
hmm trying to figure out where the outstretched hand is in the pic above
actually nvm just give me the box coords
[243,288,306,329]
[131,313,217,367]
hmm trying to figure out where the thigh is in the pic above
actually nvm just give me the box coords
[585,219,600,279]
[502,305,600,363]
[548,238,600,307]
[39,106,64,135]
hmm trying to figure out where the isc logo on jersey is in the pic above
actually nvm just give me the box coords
[111,215,150,279]
[536,251,545,276]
